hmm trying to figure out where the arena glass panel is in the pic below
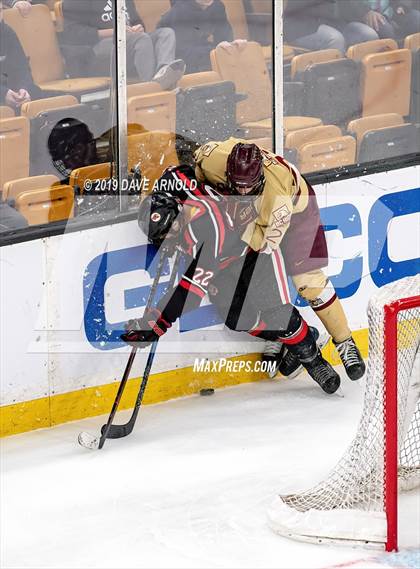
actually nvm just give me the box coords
[123,0,274,199]
[1,0,418,240]
[0,0,119,233]
[0,0,276,237]
[283,0,420,176]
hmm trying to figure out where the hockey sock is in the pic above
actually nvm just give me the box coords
[292,271,351,343]
[278,317,317,363]
[250,306,318,364]
[313,297,351,344]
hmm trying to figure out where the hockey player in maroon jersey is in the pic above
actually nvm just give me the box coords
[121,165,341,395]
[193,140,366,381]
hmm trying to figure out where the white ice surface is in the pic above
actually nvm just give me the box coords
[1,366,419,569]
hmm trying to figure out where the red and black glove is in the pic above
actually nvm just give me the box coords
[120,308,171,347]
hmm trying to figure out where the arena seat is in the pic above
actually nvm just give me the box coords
[283,117,323,137]
[20,95,79,119]
[262,45,272,62]
[210,41,274,137]
[69,163,111,193]
[15,184,74,225]
[178,72,222,89]
[250,0,272,11]
[3,175,60,202]
[347,38,398,61]
[133,0,170,32]
[291,49,342,79]
[248,137,273,151]
[404,32,420,51]
[359,124,417,162]
[285,125,342,151]
[21,99,107,177]
[298,136,356,173]
[127,82,163,98]
[177,71,240,145]
[283,45,295,64]
[403,34,420,122]
[347,119,417,162]
[256,32,271,63]
[293,56,361,125]
[347,114,404,146]
[0,117,30,192]
[4,5,110,95]
[237,117,322,141]
[127,131,178,189]
[127,91,176,133]
[359,50,412,117]
[237,117,272,137]
[0,106,15,119]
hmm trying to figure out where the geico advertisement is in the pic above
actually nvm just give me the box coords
[1,168,419,404]
[1,168,419,361]
[82,174,420,351]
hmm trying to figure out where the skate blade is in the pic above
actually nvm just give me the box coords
[333,386,345,398]
[287,365,304,380]
[78,431,100,450]
[317,333,330,351]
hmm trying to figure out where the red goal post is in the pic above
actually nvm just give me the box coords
[384,294,420,551]
[268,275,420,551]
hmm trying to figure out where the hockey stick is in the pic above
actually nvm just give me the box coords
[78,247,179,450]
[98,247,182,444]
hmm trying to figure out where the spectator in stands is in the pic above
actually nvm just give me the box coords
[284,1,379,54]
[0,0,42,108]
[354,1,420,40]
[3,1,45,18]
[158,0,246,73]
[60,0,185,89]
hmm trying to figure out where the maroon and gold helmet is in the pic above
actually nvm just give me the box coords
[226,143,265,196]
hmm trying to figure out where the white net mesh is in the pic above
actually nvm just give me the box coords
[268,275,420,545]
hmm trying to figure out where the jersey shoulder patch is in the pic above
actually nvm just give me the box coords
[196,141,220,159]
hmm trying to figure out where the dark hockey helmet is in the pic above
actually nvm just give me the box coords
[226,143,265,196]
[138,191,183,245]
[47,118,96,179]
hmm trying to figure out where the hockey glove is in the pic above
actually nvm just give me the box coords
[120,308,171,347]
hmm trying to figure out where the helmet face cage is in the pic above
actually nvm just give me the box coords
[231,175,265,197]
[226,143,265,197]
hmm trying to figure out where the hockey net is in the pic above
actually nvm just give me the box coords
[268,275,420,550]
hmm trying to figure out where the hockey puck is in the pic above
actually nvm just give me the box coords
[200,388,215,396]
